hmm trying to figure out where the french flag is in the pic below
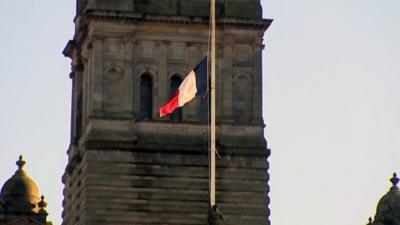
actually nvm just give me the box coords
[160,57,208,117]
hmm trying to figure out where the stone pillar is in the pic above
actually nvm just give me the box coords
[72,58,84,143]
[81,49,90,128]
[252,36,263,125]
[123,38,134,117]
[221,35,233,123]
[132,40,139,115]
[216,42,223,122]
[69,57,78,144]
[90,37,105,115]
[158,41,168,120]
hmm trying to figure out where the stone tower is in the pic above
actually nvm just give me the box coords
[62,1,272,225]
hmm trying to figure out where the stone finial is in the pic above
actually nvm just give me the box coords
[38,195,48,215]
[38,195,47,209]
[16,155,26,170]
[208,205,224,225]
[390,173,399,187]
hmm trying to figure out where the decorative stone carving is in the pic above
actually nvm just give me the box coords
[168,43,186,62]
[139,41,155,60]
[105,38,124,58]
[233,45,253,65]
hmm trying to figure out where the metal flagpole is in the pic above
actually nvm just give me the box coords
[209,0,216,207]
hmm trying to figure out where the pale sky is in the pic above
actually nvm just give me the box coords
[1,1,400,225]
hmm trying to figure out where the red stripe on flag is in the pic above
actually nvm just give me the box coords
[159,92,180,117]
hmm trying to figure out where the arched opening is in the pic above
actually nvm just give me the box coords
[170,75,183,122]
[139,74,153,120]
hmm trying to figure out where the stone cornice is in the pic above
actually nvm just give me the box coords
[64,12,272,61]
[81,11,273,31]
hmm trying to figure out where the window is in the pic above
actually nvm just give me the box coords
[170,75,182,122]
[139,74,153,120]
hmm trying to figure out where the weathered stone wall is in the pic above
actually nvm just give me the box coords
[63,146,269,225]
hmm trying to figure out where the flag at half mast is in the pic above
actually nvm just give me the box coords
[159,57,208,117]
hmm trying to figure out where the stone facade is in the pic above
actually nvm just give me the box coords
[62,1,272,225]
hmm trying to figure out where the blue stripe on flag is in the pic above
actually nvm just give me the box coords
[194,57,208,98]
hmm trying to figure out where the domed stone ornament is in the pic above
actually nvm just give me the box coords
[371,173,400,225]
[0,156,40,213]
[0,156,51,225]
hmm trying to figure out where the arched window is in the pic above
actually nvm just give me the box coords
[170,75,182,122]
[139,74,153,120]
[233,75,251,123]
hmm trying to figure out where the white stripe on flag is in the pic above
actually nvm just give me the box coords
[178,70,197,107]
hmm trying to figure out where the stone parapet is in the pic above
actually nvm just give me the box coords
[77,0,263,20]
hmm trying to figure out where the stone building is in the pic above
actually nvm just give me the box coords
[0,156,51,225]
[367,173,400,225]
[62,0,272,225]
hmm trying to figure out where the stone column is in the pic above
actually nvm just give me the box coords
[158,41,168,120]
[132,40,139,115]
[69,58,77,144]
[252,35,263,125]
[90,37,105,115]
[221,35,233,123]
[123,38,134,117]
[72,55,84,143]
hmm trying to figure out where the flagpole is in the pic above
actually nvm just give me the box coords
[209,0,216,207]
